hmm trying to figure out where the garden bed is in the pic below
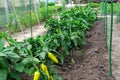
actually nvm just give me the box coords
[17,20,115,80]
[1,6,115,80]
[58,21,115,80]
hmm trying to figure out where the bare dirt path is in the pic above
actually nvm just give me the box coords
[5,24,47,46]
[107,16,120,80]
[11,24,47,41]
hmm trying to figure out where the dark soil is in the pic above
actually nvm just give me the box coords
[58,21,115,80]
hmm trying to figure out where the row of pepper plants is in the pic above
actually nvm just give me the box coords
[0,6,97,80]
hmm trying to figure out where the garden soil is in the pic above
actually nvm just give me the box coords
[58,21,115,80]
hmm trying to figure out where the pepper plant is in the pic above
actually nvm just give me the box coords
[0,6,97,80]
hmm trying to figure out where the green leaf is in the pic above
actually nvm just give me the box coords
[54,76,63,80]
[5,52,20,62]
[80,39,86,45]
[0,52,6,57]
[53,39,60,47]
[73,39,77,48]
[71,58,75,64]
[57,77,63,80]
[29,67,36,75]
[3,46,15,52]
[27,44,32,50]
[22,58,32,64]
[0,58,9,69]
[42,47,48,52]
[14,63,24,72]
[0,38,4,51]
[62,43,69,55]
[40,52,46,59]
[60,34,65,41]
[33,57,40,63]
[70,35,75,40]
[23,68,30,74]
[9,71,21,80]
[6,52,20,59]
[60,55,65,64]
[0,69,7,80]
[22,57,40,64]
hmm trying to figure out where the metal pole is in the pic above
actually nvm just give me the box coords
[4,0,9,24]
[105,0,108,48]
[109,0,113,77]
[46,0,48,19]
[29,0,33,37]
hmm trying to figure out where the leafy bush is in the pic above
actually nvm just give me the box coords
[87,2,100,8]
[57,6,63,12]
[48,2,55,6]
[40,1,45,8]
[45,7,97,63]
[38,6,57,22]
[0,32,61,80]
